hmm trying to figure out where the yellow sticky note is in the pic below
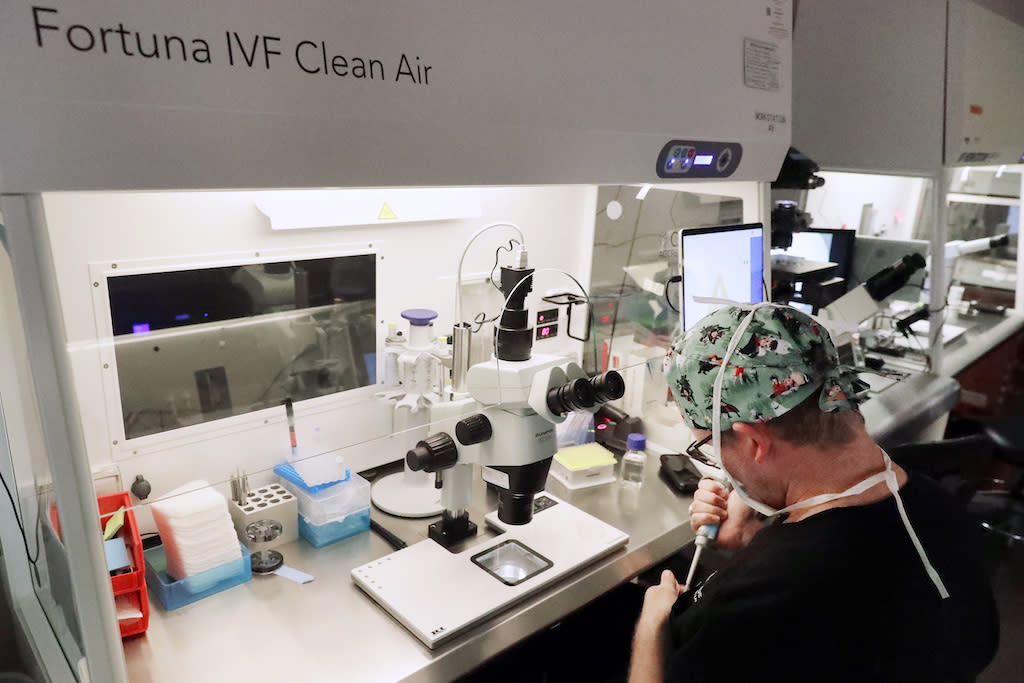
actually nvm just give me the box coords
[102,506,126,541]
[554,443,616,472]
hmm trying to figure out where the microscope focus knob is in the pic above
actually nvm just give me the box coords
[455,414,493,446]
[406,432,458,473]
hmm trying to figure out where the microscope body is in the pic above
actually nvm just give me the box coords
[405,245,624,549]
[407,353,619,548]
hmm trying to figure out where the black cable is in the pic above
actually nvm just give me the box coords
[370,519,407,550]
[466,239,524,333]
[489,239,520,293]
[664,276,681,313]
[471,310,498,333]
[0,468,40,569]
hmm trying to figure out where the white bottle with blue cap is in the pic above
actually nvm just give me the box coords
[618,433,646,487]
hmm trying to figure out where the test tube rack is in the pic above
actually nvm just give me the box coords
[229,483,299,551]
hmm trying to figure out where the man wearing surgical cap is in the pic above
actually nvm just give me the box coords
[628,304,998,683]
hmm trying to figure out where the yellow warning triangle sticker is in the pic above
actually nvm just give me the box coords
[378,203,397,220]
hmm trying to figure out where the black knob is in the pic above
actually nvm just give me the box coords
[456,414,493,446]
[406,432,458,473]
[131,474,151,500]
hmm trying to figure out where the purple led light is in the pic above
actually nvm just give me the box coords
[132,323,151,335]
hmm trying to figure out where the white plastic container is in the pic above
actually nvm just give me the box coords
[278,472,370,526]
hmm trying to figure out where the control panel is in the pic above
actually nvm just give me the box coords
[656,140,742,179]
[535,308,559,341]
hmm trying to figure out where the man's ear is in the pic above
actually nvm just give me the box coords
[731,422,773,464]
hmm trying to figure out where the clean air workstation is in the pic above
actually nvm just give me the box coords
[0,1,1022,682]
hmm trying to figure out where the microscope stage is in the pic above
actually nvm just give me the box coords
[351,494,628,648]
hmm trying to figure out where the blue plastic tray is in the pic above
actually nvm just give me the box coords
[273,462,349,493]
[144,543,251,610]
[298,508,370,548]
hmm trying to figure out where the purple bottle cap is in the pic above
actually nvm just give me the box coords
[626,433,646,451]
[401,309,438,326]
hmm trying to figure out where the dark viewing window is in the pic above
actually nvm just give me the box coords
[108,254,377,440]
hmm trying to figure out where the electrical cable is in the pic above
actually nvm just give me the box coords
[370,519,408,551]
[489,240,521,293]
[455,223,525,325]
[0,467,41,570]
[469,240,524,333]
[664,276,682,313]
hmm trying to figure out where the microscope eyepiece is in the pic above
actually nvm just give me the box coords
[546,371,625,417]
[546,377,596,416]
[590,371,625,403]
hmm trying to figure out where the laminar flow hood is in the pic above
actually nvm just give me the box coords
[0,0,792,191]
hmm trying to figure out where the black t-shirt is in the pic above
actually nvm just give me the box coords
[666,475,999,682]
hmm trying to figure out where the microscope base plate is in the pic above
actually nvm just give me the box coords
[352,494,628,649]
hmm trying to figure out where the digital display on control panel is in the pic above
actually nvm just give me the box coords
[536,308,559,325]
[536,323,558,340]
[656,140,740,179]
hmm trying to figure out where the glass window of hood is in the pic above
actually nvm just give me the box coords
[107,254,376,440]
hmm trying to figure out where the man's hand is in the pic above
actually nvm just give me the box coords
[639,569,686,629]
[629,570,685,683]
[688,478,761,550]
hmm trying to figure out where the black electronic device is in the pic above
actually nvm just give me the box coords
[771,147,825,191]
[659,454,701,494]
[594,404,643,455]
[864,253,927,301]
[770,201,811,250]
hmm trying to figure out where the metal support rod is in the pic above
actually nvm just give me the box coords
[928,170,949,374]
[451,322,472,395]
[758,181,773,301]
[1017,168,1024,316]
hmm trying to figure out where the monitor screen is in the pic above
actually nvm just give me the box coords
[772,227,856,282]
[679,223,764,330]
[780,231,834,263]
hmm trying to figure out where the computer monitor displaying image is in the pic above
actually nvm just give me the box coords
[678,223,765,330]
[772,227,856,281]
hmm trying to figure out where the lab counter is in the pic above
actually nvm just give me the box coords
[856,310,1024,447]
[122,455,695,683]
[861,373,960,449]
[942,310,1024,378]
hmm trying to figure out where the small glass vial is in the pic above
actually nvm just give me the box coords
[619,433,646,487]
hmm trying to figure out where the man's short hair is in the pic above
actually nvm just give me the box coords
[762,391,863,447]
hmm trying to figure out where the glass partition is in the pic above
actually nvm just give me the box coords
[587,184,752,441]
[0,234,83,678]
[107,255,377,440]
[943,165,1021,308]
